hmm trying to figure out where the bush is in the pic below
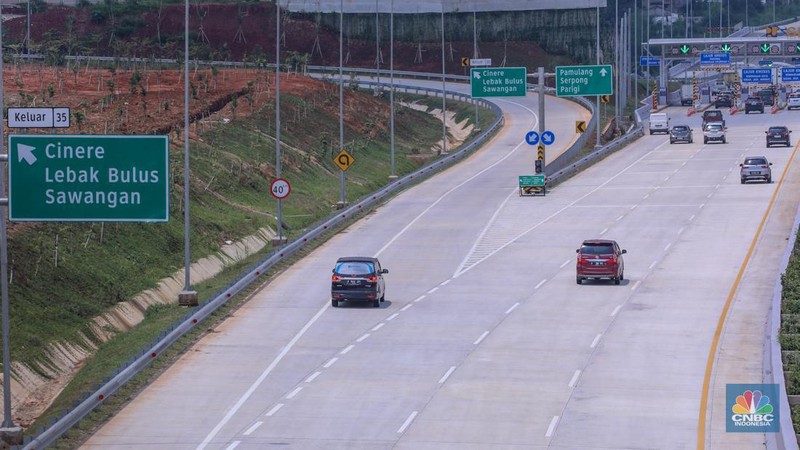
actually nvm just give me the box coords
[780,334,800,352]
[783,314,800,334]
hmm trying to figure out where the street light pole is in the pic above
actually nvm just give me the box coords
[596,0,600,147]
[441,6,447,155]
[275,0,283,242]
[339,0,346,206]
[389,0,395,178]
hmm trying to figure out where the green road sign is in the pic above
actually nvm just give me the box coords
[555,65,613,97]
[680,45,691,54]
[9,135,169,222]
[721,44,731,52]
[761,43,771,53]
[519,175,545,187]
[470,67,527,98]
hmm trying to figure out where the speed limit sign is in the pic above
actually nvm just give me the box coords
[270,178,291,200]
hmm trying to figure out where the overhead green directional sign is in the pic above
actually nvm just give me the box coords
[680,45,691,54]
[555,65,613,97]
[9,135,170,222]
[470,67,527,98]
[761,43,772,53]
[721,44,732,52]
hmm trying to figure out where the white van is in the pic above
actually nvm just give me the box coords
[649,113,669,135]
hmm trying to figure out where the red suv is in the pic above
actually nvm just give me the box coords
[576,239,626,285]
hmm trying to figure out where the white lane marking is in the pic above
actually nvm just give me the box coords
[243,422,263,436]
[372,323,385,332]
[356,333,371,342]
[440,280,451,286]
[474,331,490,345]
[590,334,602,348]
[649,260,657,269]
[286,387,302,399]
[340,345,355,355]
[611,305,623,317]
[438,366,457,384]
[535,279,547,289]
[706,193,713,199]
[323,357,338,368]
[616,215,624,221]
[568,370,581,388]
[401,304,413,312]
[413,295,426,302]
[560,259,572,268]
[197,303,329,450]
[506,302,520,314]
[427,287,439,294]
[600,227,608,235]
[643,193,650,199]
[678,226,685,235]
[265,403,284,417]
[681,161,687,167]
[630,204,637,210]
[545,416,560,437]
[673,168,680,174]
[387,313,400,321]
[305,371,321,383]
[664,176,670,182]
[699,203,705,209]
[632,280,642,291]
[715,184,720,189]
[664,243,672,252]
[225,442,241,450]
[398,411,419,433]
[689,214,696,221]
[454,188,518,276]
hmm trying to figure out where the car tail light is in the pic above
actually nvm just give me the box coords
[608,258,617,265]
[761,165,769,169]
[368,275,378,282]
[332,275,342,282]
[577,257,589,265]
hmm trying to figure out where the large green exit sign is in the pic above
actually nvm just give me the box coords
[9,135,170,222]
[555,65,613,97]
[470,67,527,98]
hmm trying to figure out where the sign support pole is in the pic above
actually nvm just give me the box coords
[389,0,396,179]
[440,6,447,155]
[596,0,601,148]
[538,67,545,171]
[473,11,479,131]
[338,0,346,208]
[275,1,285,243]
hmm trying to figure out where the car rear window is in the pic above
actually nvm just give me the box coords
[673,126,689,131]
[580,243,614,255]
[335,261,374,276]
[769,127,787,133]
[744,158,767,165]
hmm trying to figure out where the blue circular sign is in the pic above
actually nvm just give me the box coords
[541,130,556,145]
[525,131,540,145]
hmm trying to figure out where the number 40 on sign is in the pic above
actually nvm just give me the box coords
[270,178,291,200]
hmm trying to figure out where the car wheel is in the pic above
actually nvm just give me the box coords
[767,143,771,148]
[670,140,674,144]
[741,178,745,184]
[722,138,726,144]
[704,138,708,144]
[614,277,621,285]
[767,176,772,183]
[331,299,338,307]
[576,277,582,285]
[649,130,653,135]
[620,271,624,281]
[380,292,385,302]
[373,298,380,307]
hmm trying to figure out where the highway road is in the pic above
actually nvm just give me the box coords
[82,98,800,448]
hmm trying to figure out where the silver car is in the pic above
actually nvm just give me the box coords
[740,156,772,184]
[703,122,726,144]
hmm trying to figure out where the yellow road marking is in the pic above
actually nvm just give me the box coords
[696,139,800,449]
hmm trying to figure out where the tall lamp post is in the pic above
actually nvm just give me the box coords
[275,0,283,242]
[440,6,447,155]
[389,0,396,178]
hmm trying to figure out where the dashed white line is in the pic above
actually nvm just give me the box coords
[340,345,355,355]
[474,331,490,345]
[616,215,624,221]
[440,280,451,286]
[568,370,581,388]
[427,287,439,294]
[678,226,685,235]
[286,387,303,399]
[643,194,650,199]
[689,214,696,221]
[535,279,547,289]
[323,357,338,368]
[387,313,400,321]
[649,260,657,269]
[590,334,602,348]
[706,193,713,199]
[664,176,670,182]
[401,304,413,312]
[664,243,672,251]
[699,203,705,209]
[225,441,241,450]
[600,227,608,235]
[305,371,321,383]
[545,416,560,437]
[506,302,520,314]
[560,259,572,268]
[715,184,720,189]
[356,333,371,342]
[611,304,623,317]
[243,421,263,436]
[265,403,284,417]
[630,205,637,210]
[413,295,426,303]
[398,411,419,433]
[632,280,642,291]
[438,366,457,384]
[372,323,385,332]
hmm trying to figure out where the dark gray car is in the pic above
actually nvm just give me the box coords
[331,256,388,307]
[740,156,772,184]
[669,125,693,144]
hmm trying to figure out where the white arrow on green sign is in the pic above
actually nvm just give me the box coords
[470,67,527,98]
[8,134,170,222]
[555,65,613,97]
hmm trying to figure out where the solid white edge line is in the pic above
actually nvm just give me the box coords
[323,357,338,368]
[632,280,642,290]
[611,304,622,317]
[225,441,241,450]
[438,366,457,384]
[340,344,355,355]
[590,334,602,348]
[387,313,400,321]
[474,331,490,345]
[401,304,413,312]
[371,323,385,332]
[286,387,302,399]
[568,370,581,388]
[305,371,321,383]
[398,411,419,433]
[243,421,263,436]
[545,416,560,437]
[265,403,284,417]
[505,302,520,314]
[535,279,547,289]
[560,259,572,268]
[413,295,426,302]
[197,303,329,450]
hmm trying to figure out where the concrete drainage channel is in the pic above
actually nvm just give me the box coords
[21,71,638,449]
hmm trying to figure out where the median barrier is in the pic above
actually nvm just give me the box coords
[730,106,738,115]
[773,104,779,114]
[687,107,696,116]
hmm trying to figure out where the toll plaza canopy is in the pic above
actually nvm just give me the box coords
[280,0,607,13]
